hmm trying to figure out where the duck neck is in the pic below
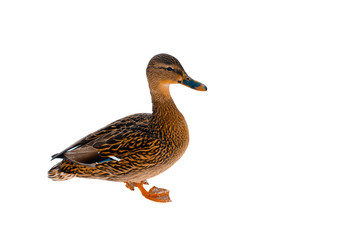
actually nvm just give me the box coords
[150,84,185,134]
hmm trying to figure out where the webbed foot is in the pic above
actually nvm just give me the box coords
[147,186,171,202]
[135,181,171,203]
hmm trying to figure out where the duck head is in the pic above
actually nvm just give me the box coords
[146,54,207,94]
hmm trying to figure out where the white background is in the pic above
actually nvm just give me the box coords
[1,0,359,239]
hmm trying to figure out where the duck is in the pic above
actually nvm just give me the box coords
[48,53,207,203]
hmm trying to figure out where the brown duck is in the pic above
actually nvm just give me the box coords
[48,53,207,202]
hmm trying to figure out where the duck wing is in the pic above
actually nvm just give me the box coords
[51,113,152,162]
[63,131,161,168]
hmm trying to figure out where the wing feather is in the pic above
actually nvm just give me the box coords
[51,113,152,165]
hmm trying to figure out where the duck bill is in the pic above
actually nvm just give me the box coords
[179,75,207,91]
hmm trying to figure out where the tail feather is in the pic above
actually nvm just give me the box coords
[48,161,77,181]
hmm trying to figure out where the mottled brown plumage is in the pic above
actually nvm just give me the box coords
[48,53,207,202]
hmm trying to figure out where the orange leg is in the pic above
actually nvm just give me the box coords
[125,180,171,203]
[125,180,148,191]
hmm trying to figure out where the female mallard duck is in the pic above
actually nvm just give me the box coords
[48,53,207,202]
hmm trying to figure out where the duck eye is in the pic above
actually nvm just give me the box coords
[166,67,174,71]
